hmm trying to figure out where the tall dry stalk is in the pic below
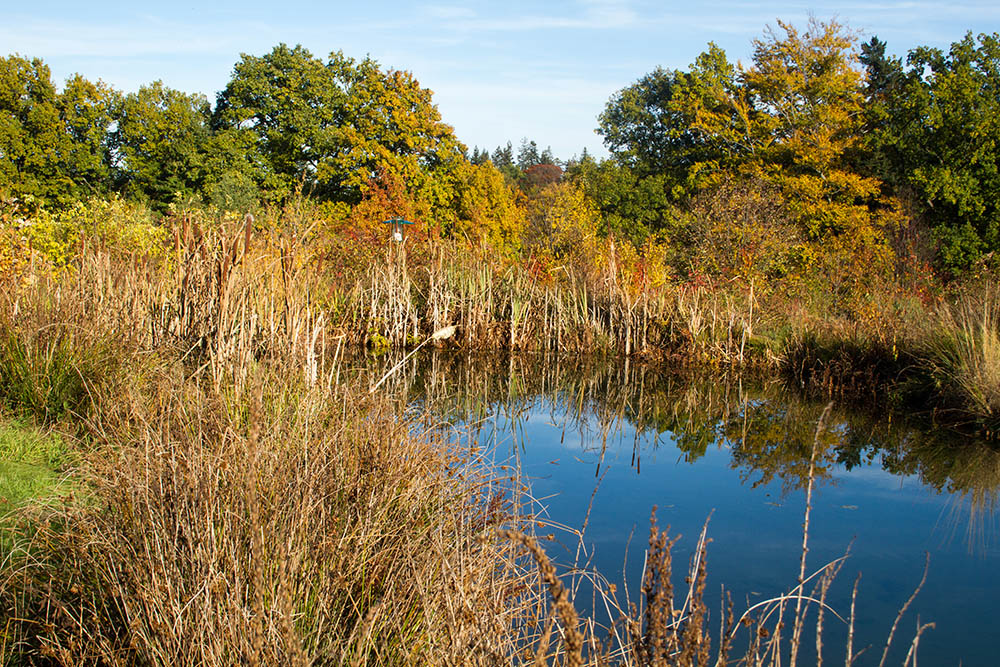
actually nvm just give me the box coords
[789,401,833,667]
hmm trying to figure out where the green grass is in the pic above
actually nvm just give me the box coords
[0,460,59,516]
[0,420,66,574]
[0,419,64,521]
[0,419,65,468]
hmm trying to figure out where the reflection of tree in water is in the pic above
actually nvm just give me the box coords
[880,434,1000,550]
[371,351,1000,542]
[725,400,841,493]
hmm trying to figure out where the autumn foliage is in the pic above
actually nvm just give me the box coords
[3,19,999,347]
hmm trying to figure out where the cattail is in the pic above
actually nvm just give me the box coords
[243,213,254,255]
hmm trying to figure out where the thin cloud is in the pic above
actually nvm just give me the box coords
[429,1,639,33]
[0,17,251,58]
[441,15,634,32]
[422,5,477,20]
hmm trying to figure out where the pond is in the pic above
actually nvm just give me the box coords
[375,352,1000,666]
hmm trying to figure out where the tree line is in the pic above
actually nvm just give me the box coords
[586,19,1000,275]
[3,20,1000,275]
[0,44,524,245]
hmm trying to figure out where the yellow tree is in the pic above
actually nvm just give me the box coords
[524,181,599,258]
[324,56,466,211]
[673,19,902,288]
[444,160,525,251]
[742,19,898,251]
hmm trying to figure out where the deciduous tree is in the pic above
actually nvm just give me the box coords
[872,32,1000,271]
[597,19,900,279]
[112,81,210,210]
[212,44,347,202]
[0,56,115,208]
[212,44,465,209]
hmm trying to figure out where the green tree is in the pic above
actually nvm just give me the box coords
[597,66,692,181]
[597,43,743,190]
[0,56,114,209]
[212,44,347,202]
[860,36,904,97]
[569,156,684,247]
[112,81,210,210]
[873,32,1000,272]
[593,43,751,246]
[490,142,520,183]
[491,142,514,168]
[468,146,489,165]
[516,138,539,170]
[57,74,116,200]
[858,37,906,180]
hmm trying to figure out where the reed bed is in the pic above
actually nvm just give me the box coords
[311,239,760,365]
[14,197,1000,430]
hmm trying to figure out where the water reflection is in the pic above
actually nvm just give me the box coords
[370,351,1000,548]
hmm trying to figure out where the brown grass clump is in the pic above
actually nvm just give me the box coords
[2,363,536,664]
[924,282,1000,424]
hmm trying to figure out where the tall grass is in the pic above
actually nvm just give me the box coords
[924,283,1000,426]
[0,227,541,664]
[3,369,532,664]
[0,271,132,423]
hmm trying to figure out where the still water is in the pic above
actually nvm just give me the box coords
[380,352,1000,665]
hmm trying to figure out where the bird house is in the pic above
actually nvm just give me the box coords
[382,217,414,243]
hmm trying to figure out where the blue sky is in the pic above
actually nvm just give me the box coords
[5,1,999,159]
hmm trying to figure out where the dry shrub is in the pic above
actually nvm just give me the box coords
[688,178,801,284]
